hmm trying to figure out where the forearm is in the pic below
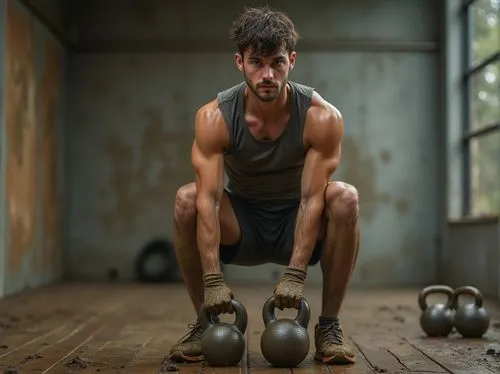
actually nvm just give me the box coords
[196,198,221,274]
[289,195,325,269]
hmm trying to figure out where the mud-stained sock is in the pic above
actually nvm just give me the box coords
[319,315,339,329]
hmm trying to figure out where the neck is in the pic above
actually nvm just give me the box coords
[245,83,290,121]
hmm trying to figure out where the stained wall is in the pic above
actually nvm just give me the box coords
[0,0,6,297]
[0,0,65,296]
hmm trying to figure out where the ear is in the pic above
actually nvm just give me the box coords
[234,52,244,72]
[288,51,296,70]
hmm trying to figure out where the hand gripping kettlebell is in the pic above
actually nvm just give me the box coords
[260,295,311,368]
[199,299,248,366]
[452,286,490,338]
[418,285,455,337]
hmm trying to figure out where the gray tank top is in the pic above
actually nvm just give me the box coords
[217,81,314,203]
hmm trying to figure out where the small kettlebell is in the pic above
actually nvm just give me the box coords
[260,296,310,368]
[452,286,490,338]
[418,284,455,337]
[199,299,248,366]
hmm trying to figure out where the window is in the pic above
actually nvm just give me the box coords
[462,0,499,217]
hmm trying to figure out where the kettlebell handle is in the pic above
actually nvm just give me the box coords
[262,295,311,328]
[198,299,248,334]
[418,285,454,311]
[452,286,484,308]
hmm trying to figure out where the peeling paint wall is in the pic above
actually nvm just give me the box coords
[0,0,7,297]
[1,0,65,296]
[66,0,442,285]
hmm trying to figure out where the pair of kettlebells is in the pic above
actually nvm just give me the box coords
[198,295,311,368]
[418,284,490,338]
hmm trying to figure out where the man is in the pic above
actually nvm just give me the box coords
[169,6,360,366]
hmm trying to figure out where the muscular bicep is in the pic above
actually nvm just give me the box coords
[301,108,343,199]
[191,106,227,203]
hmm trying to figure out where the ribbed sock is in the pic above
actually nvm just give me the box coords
[319,315,339,328]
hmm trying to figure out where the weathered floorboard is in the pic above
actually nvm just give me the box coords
[0,282,499,374]
[406,337,497,374]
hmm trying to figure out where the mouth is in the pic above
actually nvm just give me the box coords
[259,85,278,90]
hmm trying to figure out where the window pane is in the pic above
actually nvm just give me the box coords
[469,61,499,130]
[470,0,499,66]
[469,131,500,216]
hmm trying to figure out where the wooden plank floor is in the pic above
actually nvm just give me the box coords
[0,282,499,373]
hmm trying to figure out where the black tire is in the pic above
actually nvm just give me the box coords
[134,238,180,283]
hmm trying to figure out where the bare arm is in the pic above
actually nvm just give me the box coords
[289,104,344,270]
[191,103,227,275]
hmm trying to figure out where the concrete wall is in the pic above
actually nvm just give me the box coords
[440,0,500,300]
[442,219,499,299]
[65,0,442,285]
[0,0,66,296]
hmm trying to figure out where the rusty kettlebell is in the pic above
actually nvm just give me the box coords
[260,295,310,368]
[418,285,455,337]
[199,299,248,366]
[452,286,490,338]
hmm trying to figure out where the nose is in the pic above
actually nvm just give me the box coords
[262,65,275,81]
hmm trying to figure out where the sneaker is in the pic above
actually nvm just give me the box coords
[168,321,205,363]
[314,321,356,364]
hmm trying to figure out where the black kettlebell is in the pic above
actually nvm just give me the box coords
[260,295,310,368]
[199,299,248,366]
[418,284,455,337]
[452,286,490,338]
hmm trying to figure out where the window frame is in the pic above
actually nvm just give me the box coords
[461,0,500,216]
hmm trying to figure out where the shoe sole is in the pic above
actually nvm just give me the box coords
[314,352,356,365]
[169,351,204,363]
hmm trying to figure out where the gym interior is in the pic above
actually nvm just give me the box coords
[0,0,499,372]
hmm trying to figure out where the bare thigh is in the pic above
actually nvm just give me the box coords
[175,182,241,245]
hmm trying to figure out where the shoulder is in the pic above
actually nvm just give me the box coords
[217,81,245,103]
[289,81,315,98]
[195,99,224,126]
[194,99,229,152]
[303,91,344,147]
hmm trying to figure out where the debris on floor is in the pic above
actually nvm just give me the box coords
[3,367,19,374]
[160,356,179,372]
[65,355,92,369]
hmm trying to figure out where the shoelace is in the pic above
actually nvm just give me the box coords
[176,322,203,343]
[318,321,344,345]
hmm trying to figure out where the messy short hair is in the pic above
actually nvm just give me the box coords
[229,6,299,57]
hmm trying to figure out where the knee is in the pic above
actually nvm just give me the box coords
[174,183,197,224]
[325,182,359,224]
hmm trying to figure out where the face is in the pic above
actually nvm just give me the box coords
[235,47,296,102]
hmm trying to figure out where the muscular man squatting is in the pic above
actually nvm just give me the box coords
[169,6,360,365]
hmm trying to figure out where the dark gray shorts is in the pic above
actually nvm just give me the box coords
[219,189,323,266]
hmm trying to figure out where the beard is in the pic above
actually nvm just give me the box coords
[244,72,287,102]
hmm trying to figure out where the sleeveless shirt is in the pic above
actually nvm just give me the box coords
[217,81,314,203]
